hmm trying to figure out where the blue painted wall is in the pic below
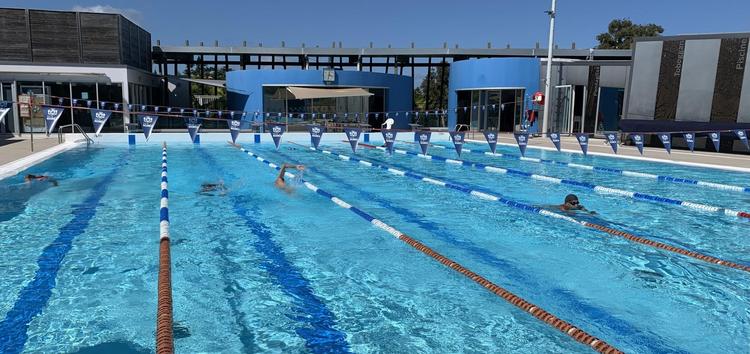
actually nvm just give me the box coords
[448,58,541,131]
[227,69,413,129]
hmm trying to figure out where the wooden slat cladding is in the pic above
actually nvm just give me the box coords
[28,10,81,63]
[0,8,31,61]
[80,12,120,64]
[119,17,152,71]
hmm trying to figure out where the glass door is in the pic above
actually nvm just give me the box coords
[553,85,574,134]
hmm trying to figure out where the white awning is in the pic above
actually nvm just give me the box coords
[286,87,373,100]
[180,78,226,88]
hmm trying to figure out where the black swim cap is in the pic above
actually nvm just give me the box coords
[564,194,579,203]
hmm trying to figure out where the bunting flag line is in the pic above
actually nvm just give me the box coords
[268,123,285,149]
[228,119,242,143]
[658,133,672,154]
[631,134,645,155]
[344,128,361,153]
[138,114,158,141]
[382,129,397,154]
[514,132,529,156]
[0,101,11,125]
[417,130,431,155]
[548,132,561,151]
[43,105,65,135]
[709,132,721,152]
[575,133,589,156]
[90,109,112,136]
[734,129,749,150]
[483,130,498,154]
[186,117,202,143]
[308,124,324,149]
[683,133,695,152]
[605,132,618,154]
[449,131,465,156]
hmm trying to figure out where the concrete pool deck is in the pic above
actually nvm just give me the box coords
[0,135,77,180]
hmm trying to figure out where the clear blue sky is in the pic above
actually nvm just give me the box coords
[5,0,750,49]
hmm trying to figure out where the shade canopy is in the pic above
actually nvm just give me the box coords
[285,87,374,100]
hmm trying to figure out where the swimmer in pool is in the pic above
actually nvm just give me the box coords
[24,174,58,186]
[275,163,305,191]
[559,194,595,214]
[199,181,227,195]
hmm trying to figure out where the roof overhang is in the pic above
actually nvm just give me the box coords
[284,87,374,100]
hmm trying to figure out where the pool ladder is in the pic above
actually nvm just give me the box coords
[58,124,94,145]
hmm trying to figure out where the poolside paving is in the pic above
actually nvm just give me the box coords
[0,135,61,166]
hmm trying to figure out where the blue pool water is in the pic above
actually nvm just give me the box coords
[0,139,748,353]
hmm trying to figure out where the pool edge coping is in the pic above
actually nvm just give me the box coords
[0,141,81,181]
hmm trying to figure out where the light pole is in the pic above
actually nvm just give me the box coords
[541,0,557,135]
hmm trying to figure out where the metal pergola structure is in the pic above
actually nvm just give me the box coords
[152,42,631,110]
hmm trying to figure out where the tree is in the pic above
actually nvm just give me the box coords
[182,64,228,109]
[413,66,449,110]
[596,19,664,49]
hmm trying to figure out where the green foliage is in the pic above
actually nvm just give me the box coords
[413,66,449,110]
[183,64,228,109]
[596,18,664,49]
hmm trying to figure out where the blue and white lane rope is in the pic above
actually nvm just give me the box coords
[398,139,750,194]
[160,145,170,241]
[299,144,750,273]
[156,143,174,353]
[365,144,750,220]
[231,144,622,354]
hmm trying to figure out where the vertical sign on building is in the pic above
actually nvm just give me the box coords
[710,37,748,122]
[654,40,686,120]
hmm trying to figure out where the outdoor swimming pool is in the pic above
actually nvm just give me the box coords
[0,135,748,353]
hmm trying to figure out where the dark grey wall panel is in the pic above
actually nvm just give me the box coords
[584,65,601,132]
[625,41,662,120]
[654,40,685,121]
[28,10,80,63]
[80,12,120,64]
[711,37,748,122]
[675,39,721,122]
[739,42,750,123]
[0,8,31,61]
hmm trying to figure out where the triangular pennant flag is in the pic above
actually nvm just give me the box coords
[463,107,468,112]
[605,132,618,153]
[548,132,561,152]
[514,133,529,156]
[382,129,397,154]
[0,101,12,125]
[268,123,285,149]
[709,132,721,152]
[228,119,242,143]
[658,133,671,154]
[630,134,645,155]
[43,106,65,135]
[138,114,158,141]
[185,117,201,143]
[416,130,431,155]
[734,130,749,150]
[90,109,112,136]
[483,130,498,154]
[344,128,361,153]
[308,124,324,149]
[575,133,589,156]
[449,131,465,156]
[683,133,695,152]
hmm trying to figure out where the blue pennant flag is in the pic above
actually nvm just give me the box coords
[514,132,529,156]
[658,133,671,154]
[344,128,361,153]
[308,124,324,149]
[186,117,202,143]
[90,109,112,136]
[709,132,721,152]
[683,132,695,152]
[138,114,158,141]
[734,130,749,150]
[449,131,465,156]
[382,129,397,154]
[605,132,618,153]
[483,130,498,154]
[268,123,285,149]
[43,106,65,135]
[463,107,468,112]
[548,132,561,152]
[575,133,589,155]
[228,119,242,143]
[630,134,645,155]
[417,130,431,155]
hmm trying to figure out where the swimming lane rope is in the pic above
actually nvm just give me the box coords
[230,143,624,354]
[157,143,174,354]
[297,142,750,274]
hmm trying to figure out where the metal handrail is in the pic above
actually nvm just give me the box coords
[58,124,94,145]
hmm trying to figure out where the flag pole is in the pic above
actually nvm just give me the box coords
[541,0,557,135]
